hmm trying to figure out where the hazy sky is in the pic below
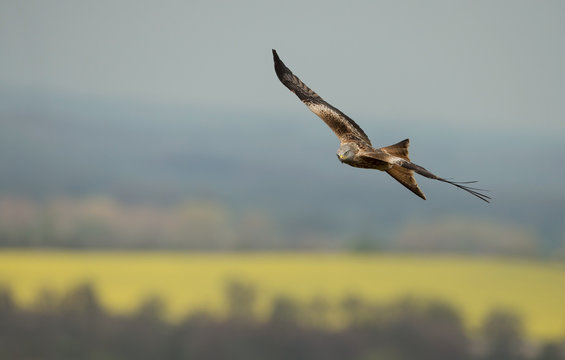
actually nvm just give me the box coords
[1,0,564,131]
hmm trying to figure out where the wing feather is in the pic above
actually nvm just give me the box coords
[357,150,426,199]
[386,165,426,200]
[273,49,371,144]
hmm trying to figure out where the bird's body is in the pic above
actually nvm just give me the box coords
[272,49,490,202]
[337,142,390,170]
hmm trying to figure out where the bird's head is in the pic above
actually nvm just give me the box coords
[336,143,357,163]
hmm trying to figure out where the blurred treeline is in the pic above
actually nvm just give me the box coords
[0,196,281,250]
[0,280,564,360]
[0,196,557,257]
[2,94,565,255]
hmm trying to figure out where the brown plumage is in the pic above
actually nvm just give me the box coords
[272,49,490,203]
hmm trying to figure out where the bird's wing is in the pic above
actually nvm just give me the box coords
[386,165,427,200]
[358,150,427,200]
[272,49,371,144]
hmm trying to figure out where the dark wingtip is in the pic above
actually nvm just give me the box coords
[272,49,287,80]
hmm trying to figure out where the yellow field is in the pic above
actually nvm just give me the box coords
[0,251,564,339]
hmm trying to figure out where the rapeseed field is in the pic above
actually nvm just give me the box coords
[0,251,564,339]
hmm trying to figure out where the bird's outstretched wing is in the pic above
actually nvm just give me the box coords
[272,49,371,144]
[386,165,427,200]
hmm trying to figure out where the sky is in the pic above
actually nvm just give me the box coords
[1,0,564,133]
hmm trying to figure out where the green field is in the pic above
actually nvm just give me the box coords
[0,251,564,339]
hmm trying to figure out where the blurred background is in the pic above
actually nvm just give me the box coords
[1,1,564,359]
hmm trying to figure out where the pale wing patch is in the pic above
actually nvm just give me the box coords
[306,102,335,118]
[305,102,369,142]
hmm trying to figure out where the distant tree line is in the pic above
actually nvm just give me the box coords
[0,281,564,360]
[0,196,558,256]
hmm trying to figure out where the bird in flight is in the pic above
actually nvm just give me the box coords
[272,49,490,203]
